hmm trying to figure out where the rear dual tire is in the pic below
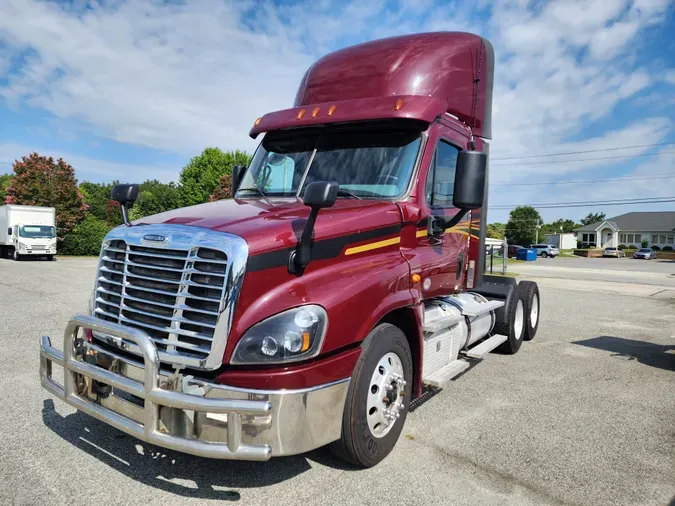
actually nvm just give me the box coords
[495,287,526,354]
[518,281,540,341]
[495,280,540,352]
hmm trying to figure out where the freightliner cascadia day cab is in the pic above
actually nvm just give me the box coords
[0,205,57,261]
[40,32,541,467]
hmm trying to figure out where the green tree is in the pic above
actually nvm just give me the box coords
[179,148,251,206]
[580,212,605,226]
[128,180,182,220]
[5,153,87,240]
[0,173,13,203]
[505,206,542,245]
[80,181,121,225]
[486,222,506,239]
[541,218,579,235]
[60,215,111,256]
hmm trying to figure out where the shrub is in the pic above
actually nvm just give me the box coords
[663,246,673,251]
[618,244,626,250]
[641,238,649,248]
[651,245,660,251]
[60,216,111,256]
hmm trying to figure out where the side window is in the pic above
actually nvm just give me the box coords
[425,140,460,208]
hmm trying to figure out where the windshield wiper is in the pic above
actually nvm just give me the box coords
[237,186,266,198]
[336,189,362,200]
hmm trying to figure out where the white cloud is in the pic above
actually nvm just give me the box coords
[0,0,672,225]
[0,141,178,182]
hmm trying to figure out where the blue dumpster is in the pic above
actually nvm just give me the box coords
[516,248,537,261]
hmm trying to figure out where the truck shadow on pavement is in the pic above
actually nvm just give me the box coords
[41,399,355,500]
[573,336,675,372]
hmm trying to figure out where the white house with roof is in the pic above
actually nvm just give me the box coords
[574,211,675,249]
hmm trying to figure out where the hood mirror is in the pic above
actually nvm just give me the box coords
[288,181,338,275]
[111,183,139,226]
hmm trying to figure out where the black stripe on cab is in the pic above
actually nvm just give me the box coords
[247,224,402,272]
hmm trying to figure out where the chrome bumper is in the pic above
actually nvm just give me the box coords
[40,315,350,460]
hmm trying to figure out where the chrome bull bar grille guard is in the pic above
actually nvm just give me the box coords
[40,314,273,461]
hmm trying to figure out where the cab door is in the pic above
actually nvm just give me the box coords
[413,124,470,298]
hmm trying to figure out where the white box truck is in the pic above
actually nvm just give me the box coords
[0,205,57,261]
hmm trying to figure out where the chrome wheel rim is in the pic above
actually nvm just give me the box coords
[366,352,406,438]
[514,300,524,339]
[530,294,539,328]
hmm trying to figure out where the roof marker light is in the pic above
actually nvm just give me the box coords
[296,109,306,119]
[254,117,263,127]
[327,105,336,116]
[394,98,404,111]
[311,107,320,118]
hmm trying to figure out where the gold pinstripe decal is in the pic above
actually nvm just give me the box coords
[344,236,401,255]
[344,221,480,256]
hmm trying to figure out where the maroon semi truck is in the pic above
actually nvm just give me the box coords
[40,31,540,467]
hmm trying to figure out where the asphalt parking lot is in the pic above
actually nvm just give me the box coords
[1,257,674,506]
[512,255,675,289]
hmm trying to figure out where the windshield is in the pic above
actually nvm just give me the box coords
[639,248,651,252]
[237,127,422,199]
[19,225,56,239]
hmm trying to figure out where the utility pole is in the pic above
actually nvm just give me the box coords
[535,219,540,244]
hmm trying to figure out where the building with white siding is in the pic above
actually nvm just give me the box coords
[574,212,675,249]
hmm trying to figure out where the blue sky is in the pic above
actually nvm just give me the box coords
[1,0,674,222]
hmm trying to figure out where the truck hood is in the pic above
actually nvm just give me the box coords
[135,198,403,257]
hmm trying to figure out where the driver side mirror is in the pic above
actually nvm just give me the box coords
[452,150,487,210]
[7,227,11,236]
[232,165,245,195]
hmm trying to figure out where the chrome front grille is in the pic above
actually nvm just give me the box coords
[92,225,249,370]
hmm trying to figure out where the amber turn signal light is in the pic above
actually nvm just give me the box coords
[301,332,311,352]
[411,273,421,283]
[394,98,404,111]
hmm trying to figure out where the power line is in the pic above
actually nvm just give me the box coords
[490,174,675,187]
[492,150,675,167]
[491,197,675,210]
[492,141,675,160]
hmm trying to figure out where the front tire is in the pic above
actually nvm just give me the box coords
[330,323,412,468]
[495,287,526,354]
[13,250,21,261]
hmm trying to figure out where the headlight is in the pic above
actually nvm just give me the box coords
[231,305,327,365]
